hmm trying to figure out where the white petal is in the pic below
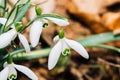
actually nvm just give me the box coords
[0,18,7,25]
[3,62,8,68]
[61,39,69,51]
[45,17,69,26]
[18,33,30,53]
[29,7,37,20]
[48,40,62,70]
[0,67,9,80]
[8,64,17,79]
[41,19,48,23]
[14,64,38,80]
[53,35,59,42]
[11,24,15,29]
[11,29,18,40]
[0,29,17,48]
[65,38,89,59]
[30,20,43,47]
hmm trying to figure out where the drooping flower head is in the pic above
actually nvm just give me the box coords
[48,30,89,70]
[0,18,30,53]
[0,62,38,80]
[30,7,69,47]
[0,54,38,80]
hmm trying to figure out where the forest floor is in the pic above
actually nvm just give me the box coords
[15,0,120,80]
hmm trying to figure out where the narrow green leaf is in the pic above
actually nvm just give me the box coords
[10,32,120,61]
[86,44,120,53]
[14,4,30,23]
[13,48,51,60]
[0,0,6,14]
[1,32,120,67]
[78,32,120,47]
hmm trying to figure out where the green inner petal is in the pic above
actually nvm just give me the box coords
[62,48,70,56]
[43,23,48,27]
[9,74,17,80]
[58,29,64,39]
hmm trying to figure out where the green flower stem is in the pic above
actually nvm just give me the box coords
[19,19,35,32]
[10,32,120,60]
[7,54,13,64]
[2,32,120,61]
[1,48,26,61]
[12,45,120,61]
[0,32,120,68]
[13,48,51,60]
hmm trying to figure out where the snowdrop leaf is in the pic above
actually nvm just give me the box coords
[0,67,9,80]
[65,38,89,59]
[30,20,43,47]
[0,29,17,48]
[78,32,118,46]
[0,0,6,14]
[18,33,30,53]
[0,18,7,33]
[14,4,30,23]
[17,0,30,5]
[14,64,38,80]
[7,7,18,26]
[48,41,62,70]
[12,0,31,8]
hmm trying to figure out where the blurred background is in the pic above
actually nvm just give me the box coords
[8,0,120,80]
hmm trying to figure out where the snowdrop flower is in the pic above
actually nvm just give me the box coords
[0,18,30,53]
[48,30,89,70]
[30,18,69,47]
[30,13,69,47]
[0,62,38,80]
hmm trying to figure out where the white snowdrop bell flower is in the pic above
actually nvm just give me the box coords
[0,62,38,80]
[0,18,30,53]
[30,14,69,47]
[48,33,89,70]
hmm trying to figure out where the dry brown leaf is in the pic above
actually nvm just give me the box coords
[102,12,120,34]
[69,0,120,14]
[67,0,109,33]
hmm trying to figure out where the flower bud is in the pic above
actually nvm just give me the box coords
[35,6,42,16]
[15,24,23,32]
[58,29,64,39]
